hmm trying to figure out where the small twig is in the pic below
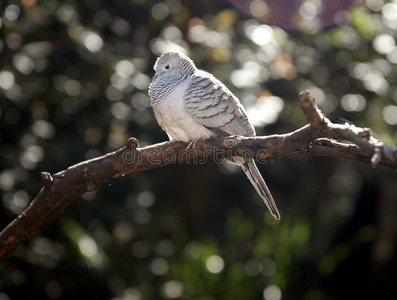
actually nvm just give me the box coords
[299,90,397,168]
[299,90,329,130]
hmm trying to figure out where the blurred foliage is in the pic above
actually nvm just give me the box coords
[1,0,397,299]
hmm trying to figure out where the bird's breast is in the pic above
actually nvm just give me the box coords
[152,83,214,142]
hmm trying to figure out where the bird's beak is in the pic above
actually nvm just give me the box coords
[152,73,159,82]
[152,70,164,81]
[152,71,163,81]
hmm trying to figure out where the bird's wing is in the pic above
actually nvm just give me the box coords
[185,70,255,137]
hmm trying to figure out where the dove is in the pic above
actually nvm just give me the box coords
[148,51,280,220]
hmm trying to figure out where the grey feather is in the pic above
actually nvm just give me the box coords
[239,160,280,220]
[148,51,280,220]
[185,71,254,137]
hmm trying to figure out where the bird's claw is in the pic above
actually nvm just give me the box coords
[186,139,198,150]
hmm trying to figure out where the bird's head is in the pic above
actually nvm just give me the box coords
[152,51,196,82]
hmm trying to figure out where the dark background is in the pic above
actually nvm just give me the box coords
[1,0,397,299]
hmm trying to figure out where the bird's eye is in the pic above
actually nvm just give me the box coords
[164,64,171,70]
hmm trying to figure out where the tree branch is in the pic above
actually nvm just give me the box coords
[1,90,396,262]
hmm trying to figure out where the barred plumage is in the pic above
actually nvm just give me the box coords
[149,52,196,105]
[148,51,280,220]
[149,76,185,105]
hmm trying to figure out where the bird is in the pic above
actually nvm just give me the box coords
[148,51,280,220]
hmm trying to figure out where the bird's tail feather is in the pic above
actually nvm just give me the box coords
[240,160,280,220]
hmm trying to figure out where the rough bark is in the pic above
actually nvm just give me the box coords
[1,90,396,262]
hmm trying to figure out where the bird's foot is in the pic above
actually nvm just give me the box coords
[186,139,199,150]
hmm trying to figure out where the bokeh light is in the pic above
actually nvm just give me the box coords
[205,255,225,273]
[229,0,363,30]
[1,0,397,299]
